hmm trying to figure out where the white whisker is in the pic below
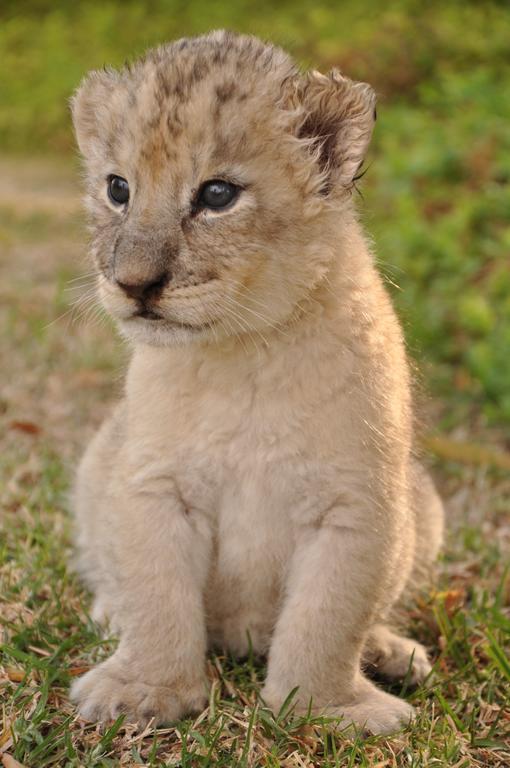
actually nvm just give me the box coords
[214,299,255,355]
[218,301,267,356]
[222,292,289,339]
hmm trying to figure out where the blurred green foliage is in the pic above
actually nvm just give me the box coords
[1,0,509,426]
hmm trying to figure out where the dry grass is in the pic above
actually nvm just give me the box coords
[0,159,509,767]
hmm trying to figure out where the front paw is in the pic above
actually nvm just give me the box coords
[329,681,415,735]
[262,678,414,736]
[70,657,207,725]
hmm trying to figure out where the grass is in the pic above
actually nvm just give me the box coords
[1,0,510,764]
[1,433,509,766]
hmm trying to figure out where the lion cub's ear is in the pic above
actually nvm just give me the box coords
[286,69,377,192]
[70,68,122,159]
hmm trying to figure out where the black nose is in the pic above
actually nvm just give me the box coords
[116,271,169,301]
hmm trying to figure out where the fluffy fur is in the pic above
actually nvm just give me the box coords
[70,30,444,734]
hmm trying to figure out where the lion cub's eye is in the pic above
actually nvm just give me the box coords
[196,179,239,210]
[107,175,130,205]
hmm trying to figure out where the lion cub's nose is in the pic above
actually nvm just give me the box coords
[117,272,169,302]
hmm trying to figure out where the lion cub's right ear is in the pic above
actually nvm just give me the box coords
[70,68,121,159]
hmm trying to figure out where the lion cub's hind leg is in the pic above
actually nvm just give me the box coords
[363,624,432,686]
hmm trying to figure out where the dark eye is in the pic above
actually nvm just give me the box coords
[107,175,130,205]
[197,179,239,210]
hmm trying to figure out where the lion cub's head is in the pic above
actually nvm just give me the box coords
[72,30,375,346]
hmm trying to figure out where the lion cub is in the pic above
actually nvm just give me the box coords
[70,30,444,734]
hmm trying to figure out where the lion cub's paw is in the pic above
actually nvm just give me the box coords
[364,626,432,686]
[263,678,414,736]
[70,657,206,726]
[331,683,415,735]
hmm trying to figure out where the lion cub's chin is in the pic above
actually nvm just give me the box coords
[118,315,214,347]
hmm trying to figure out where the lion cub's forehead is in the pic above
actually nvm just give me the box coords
[115,32,297,171]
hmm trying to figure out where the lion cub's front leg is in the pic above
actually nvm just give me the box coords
[262,493,415,735]
[71,464,211,725]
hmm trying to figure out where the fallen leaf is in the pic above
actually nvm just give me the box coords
[0,725,12,750]
[2,755,28,768]
[433,588,466,616]
[8,421,41,436]
[5,668,25,683]
[295,723,319,753]
[67,666,90,677]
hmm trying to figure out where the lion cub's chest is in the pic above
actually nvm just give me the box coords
[128,351,322,651]
[202,457,297,654]
[156,389,302,653]
[129,346,323,515]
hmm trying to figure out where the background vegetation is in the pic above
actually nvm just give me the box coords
[0,1,509,766]
[1,0,510,426]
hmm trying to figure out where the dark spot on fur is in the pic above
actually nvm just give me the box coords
[167,110,183,139]
[164,143,178,162]
[172,82,184,101]
[215,81,237,105]
[146,114,160,132]
[212,47,226,66]
[156,69,171,100]
[202,268,218,283]
[262,49,275,70]
[181,214,193,233]
[189,58,208,86]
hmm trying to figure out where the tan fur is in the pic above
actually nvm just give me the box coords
[70,30,444,734]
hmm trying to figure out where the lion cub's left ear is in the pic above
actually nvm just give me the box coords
[287,69,377,192]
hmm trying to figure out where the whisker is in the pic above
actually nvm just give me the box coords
[213,297,263,357]
[225,279,284,316]
[64,281,98,294]
[222,292,290,339]
[45,293,96,330]
[224,280,276,310]
[80,302,108,332]
[64,273,100,290]
[45,285,103,331]
[219,301,268,355]
[65,270,99,283]
[213,299,255,355]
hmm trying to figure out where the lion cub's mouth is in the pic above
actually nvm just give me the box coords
[129,308,211,332]
[134,308,164,321]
